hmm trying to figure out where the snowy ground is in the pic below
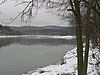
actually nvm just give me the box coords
[0,35,76,39]
[23,44,100,75]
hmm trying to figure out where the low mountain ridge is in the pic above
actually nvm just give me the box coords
[10,26,75,35]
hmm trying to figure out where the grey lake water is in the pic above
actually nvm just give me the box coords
[0,36,76,75]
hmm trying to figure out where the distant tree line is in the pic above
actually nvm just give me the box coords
[0,24,21,35]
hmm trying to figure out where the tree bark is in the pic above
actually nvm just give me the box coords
[83,0,91,74]
[73,0,83,75]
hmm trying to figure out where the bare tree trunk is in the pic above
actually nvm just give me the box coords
[83,0,91,74]
[74,0,83,75]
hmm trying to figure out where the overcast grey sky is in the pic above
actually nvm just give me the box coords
[0,0,69,26]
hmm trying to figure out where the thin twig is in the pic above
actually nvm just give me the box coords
[0,0,6,5]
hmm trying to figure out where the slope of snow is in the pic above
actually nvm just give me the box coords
[23,45,100,75]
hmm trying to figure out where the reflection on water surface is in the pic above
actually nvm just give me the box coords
[0,36,76,75]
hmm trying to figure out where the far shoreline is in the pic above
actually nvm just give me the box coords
[0,35,76,39]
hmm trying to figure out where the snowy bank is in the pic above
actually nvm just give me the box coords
[23,45,100,75]
[0,35,76,39]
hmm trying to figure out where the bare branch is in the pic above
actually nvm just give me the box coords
[83,0,100,16]
[10,1,32,24]
[0,0,6,5]
[14,1,30,7]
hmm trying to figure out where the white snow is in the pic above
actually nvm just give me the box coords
[0,35,21,38]
[22,45,100,75]
[0,35,76,39]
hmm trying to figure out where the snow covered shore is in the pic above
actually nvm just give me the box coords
[0,35,76,39]
[23,45,100,75]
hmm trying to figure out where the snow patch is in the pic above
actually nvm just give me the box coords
[0,35,75,39]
